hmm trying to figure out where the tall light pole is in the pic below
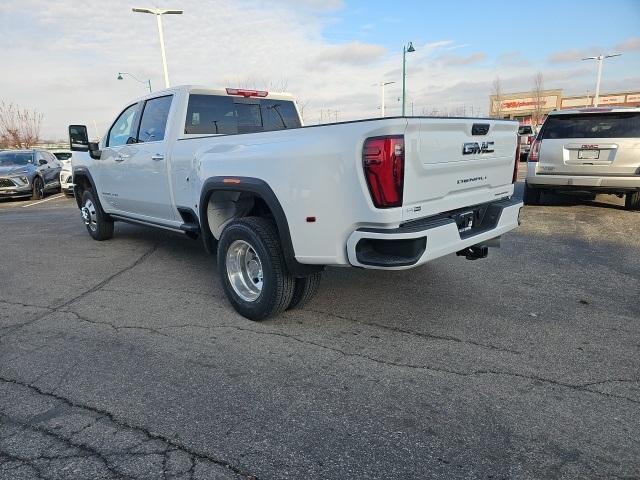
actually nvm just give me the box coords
[582,53,621,106]
[374,81,396,117]
[132,8,183,88]
[402,41,415,116]
[117,72,152,93]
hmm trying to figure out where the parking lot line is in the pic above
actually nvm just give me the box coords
[21,193,65,208]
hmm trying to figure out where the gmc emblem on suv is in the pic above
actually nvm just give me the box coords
[462,141,495,155]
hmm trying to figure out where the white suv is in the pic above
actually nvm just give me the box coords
[53,150,75,196]
[524,107,640,210]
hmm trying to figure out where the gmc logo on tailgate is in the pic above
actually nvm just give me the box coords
[462,141,494,155]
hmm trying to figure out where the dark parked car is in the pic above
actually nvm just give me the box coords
[0,150,62,200]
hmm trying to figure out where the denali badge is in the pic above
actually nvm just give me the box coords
[457,176,486,185]
[462,141,494,155]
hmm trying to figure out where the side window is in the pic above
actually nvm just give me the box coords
[107,104,139,147]
[36,152,47,165]
[137,95,173,143]
[45,152,59,166]
[184,94,236,135]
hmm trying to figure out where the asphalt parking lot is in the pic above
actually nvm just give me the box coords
[1,165,639,479]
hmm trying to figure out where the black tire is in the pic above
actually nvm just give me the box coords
[217,217,295,321]
[288,272,322,310]
[523,182,542,206]
[625,191,640,211]
[31,177,44,200]
[81,190,114,241]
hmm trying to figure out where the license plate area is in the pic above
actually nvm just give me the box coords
[578,149,599,160]
[454,211,475,233]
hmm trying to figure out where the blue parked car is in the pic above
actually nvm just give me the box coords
[0,149,62,200]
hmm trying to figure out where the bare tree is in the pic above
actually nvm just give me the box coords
[0,101,43,149]
[296,98,310,122]
[531,71,545,127]
[492,76,503,119]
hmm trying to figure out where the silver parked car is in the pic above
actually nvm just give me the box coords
[524,107,640,210]
[0,150,62,200]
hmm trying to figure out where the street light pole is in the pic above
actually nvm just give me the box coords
[374,81,395,117]
[132,8,183,88]
[401,42,415,117]
[117,72,152,93]
[582,53,621,106]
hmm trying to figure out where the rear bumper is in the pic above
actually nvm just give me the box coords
[346,198,522,270]
[527,173,640,191]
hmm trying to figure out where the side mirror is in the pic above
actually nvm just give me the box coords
[38,159,47,166]
[69,125,89,152]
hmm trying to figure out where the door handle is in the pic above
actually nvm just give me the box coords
[115,153,130,162]
[151,154,164,161]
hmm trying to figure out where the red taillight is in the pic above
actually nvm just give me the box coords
[527,135,533,144]
[225,88,268,98]
[529,138,541,162]
[513,135,520,183]
[363,136,404,208]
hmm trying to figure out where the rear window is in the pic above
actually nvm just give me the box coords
[541,112,640,139]
[53,152,72,160]
[518,126,533,135]
[184,94,301,135]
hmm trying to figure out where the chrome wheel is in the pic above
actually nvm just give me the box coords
[81,199,98,232]
[226,240,264,302]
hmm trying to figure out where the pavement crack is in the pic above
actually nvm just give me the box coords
[51,243,159,311]
[0,245,158,339]
[472,369,640,405]
[0,375,259,479]
[305,308,522,355]
[63,309,169,337]
[0,299,51,310]
[164,323,640,406]
[166,323,469,377]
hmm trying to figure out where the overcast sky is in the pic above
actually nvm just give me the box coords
[1,0,639,139]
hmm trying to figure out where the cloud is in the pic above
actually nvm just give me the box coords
[497,51,530,67]
[614,36,640,52]
[436,52,486,66]
[548,49,588,64]
[0,0,638,137]
[314,42,386,66]
[548,37,640,64]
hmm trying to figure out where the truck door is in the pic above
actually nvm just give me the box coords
[99,103,141,211]
[114,95,175,220]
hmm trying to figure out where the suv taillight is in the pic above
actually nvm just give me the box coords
[363,136,404,208]
[527,135,533,144]
[528,138,541,162]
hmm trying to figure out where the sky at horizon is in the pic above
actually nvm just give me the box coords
[1,0,639,139]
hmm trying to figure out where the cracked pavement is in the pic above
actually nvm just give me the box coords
[1,176,639,479]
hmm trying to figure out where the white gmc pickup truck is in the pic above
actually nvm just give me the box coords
[69,85,523,320]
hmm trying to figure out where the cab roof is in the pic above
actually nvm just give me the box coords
[132,84,296,103]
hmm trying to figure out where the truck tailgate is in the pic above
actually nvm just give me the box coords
[402,118,518,221]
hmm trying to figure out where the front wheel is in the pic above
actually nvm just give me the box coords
[625,191,640,211]
[81,190,114,241]
[31,177,44,200]
[218,217,295,321]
